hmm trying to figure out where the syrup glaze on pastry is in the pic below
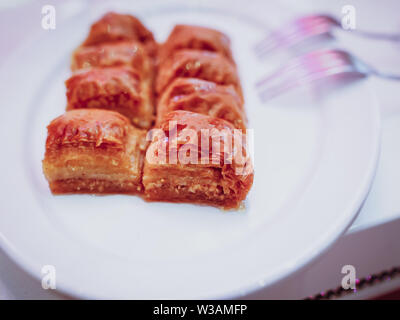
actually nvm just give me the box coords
[43,13,253,209]
[157,78,246,130]
[71,40,154,80]
[156,49,243,99]
[159,24,233,63]
[66,67,154,129]
[143,111,253,209]
[82,12,157,58]
[43,109,147,194]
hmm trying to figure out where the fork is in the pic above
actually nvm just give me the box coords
[256,49,400,101]
[255,14,400,58]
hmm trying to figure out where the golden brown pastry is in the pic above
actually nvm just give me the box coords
[156,49,243,100]
[65,66,154,129]
[42,109,147,194]
[157,78,246,130]
[43,14,254,208]
[82,12,157,58]
[71,40,154,80]
[143,111,253,209]
[159,24,233,63]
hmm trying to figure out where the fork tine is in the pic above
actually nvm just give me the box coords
[255,15,338,58]
[255,24,309,57]
[255,21,304,50]
[256,49,360,101]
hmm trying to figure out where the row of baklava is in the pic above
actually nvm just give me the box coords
[42,12,253,209]
[143,24,253,208]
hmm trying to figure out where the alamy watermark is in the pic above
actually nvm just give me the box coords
[145,121,254,176]
[341,264,356,290]
[341,5,356,30]
[41,5,56,30]
[41,265,56,290]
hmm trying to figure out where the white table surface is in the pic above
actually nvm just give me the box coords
[0,0,399,299]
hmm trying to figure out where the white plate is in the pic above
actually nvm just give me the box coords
[0,0,380,299]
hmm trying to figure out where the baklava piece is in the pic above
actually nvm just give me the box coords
[143,111,253,209]
[159,24,233,63]
[82,12,157,58]
[42,109,147,194]
[157,78,246,130]
[71,40,154,80]
[156,49,243,99]
[66,67,154,129]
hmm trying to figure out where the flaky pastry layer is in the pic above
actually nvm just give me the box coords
[159,24,233,63]
[66,67,154,129]
[156,49,243,100]
[71,40,154,80]
[143,111,253,209]
[157,78,246,129]
[43,109,147,195]
[82,12,157,59]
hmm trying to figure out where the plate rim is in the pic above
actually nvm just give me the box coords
[0,1,382,299]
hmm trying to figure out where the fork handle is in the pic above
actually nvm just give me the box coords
[354,57,400,81]
[371,70,400,81]
[344,29,400,42]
